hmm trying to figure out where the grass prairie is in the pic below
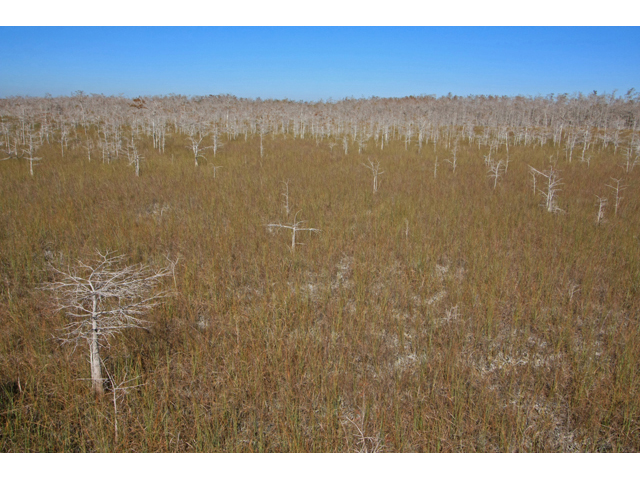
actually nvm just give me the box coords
[1,127,639,452]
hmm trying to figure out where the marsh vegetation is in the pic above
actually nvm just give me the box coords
[1,92,639,451]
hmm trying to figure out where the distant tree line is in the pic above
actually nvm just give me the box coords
[1,90,638,173]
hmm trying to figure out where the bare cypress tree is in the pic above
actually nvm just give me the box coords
[606,178,625,216]
[529,166,565,214]
[42,251,172,395]
[126,136,142,177]
[23,129,42,176]
[266,211,321,253]
[486,158,505,189]
[186,125,211,167]
[363,159,384,194]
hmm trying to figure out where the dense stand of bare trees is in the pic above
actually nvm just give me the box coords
[1,90,639,174]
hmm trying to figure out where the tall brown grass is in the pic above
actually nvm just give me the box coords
[1,128,638,451]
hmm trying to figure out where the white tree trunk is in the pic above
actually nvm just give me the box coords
[90,295,104,395]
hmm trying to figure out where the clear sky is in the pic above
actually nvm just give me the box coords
[1,26,638,100]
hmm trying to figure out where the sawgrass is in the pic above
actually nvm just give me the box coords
[1,128,639,451]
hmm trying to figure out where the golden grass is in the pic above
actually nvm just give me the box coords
[1,129,639,451]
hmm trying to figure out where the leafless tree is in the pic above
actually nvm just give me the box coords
[258,118,269,158]
[210,123,223,157]
[530,166,565,214]
[186,126,211,167]
[444,145,458,173]
[126,136,142,177]
[580,128,592,163]
[486,159,505,190]
[266,211,320,253]
[23,130,42,176]
[595,195,608,224]
[606,178,625,217]
[42,251,172,395]
[83,138,94,162]
[565,133,577,163]
[363,159,384,194]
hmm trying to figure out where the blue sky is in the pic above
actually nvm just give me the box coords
[1,27,638,100]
